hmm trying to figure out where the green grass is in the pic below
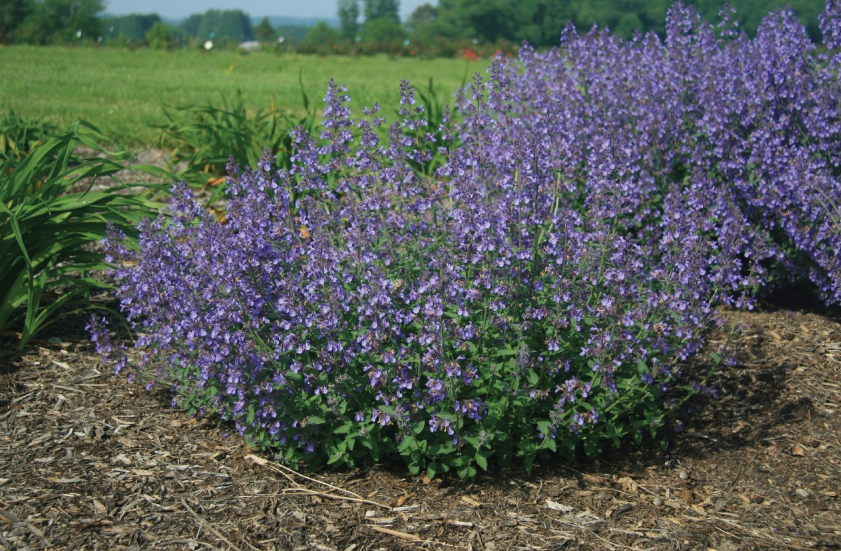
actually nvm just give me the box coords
[0,45,483,148]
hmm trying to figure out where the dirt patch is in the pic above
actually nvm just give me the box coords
[1,307,839,550]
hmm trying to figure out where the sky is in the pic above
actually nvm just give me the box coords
[103,0,431,21]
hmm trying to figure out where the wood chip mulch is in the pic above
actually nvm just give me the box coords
[1,307,839,550]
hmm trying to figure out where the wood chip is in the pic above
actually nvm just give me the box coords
[366,516,397,525]
[368,525,421,541]
[392,505,420,513]
[111,453,131,465]
[545,500,574,513]
[461,496,482,507]
[245,453,268,466]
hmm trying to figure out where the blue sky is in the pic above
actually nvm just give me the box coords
[104,0,431,21]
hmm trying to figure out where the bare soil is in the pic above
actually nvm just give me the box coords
[1,304,839,551]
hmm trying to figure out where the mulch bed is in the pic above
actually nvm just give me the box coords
[1,306,839,550]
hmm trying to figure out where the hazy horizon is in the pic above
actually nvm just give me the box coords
[103,0,431,22]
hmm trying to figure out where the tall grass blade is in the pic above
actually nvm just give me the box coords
[0,121,168,349]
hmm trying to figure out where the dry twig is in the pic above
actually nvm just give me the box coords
[180,498,259,551]
[246,453,391,509]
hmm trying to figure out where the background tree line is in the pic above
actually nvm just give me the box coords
[407,0,825,47]
[298,0,826,56]
[0,0,828,53]
[0,1,257,48]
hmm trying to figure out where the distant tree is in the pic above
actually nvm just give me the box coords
[428,0,825,46]
[254,16,276,42]
[112,31,129,48]
[689,0,823,41]
[363,0,399,23]
[181,13,203,37]
[337,0,360,40]
[507,0,573,45]
[408,0,459,45]
[146,21,175,49]
[299,21,338,53]
[275,25,312,45]
[196,9,254,43]
[407,3,436,32]
[0,0,33,43]
[360,17,405,43]
[104,13,161,42]
[613,12,645,38]
[460,0,513,42]
[17,0,104,44]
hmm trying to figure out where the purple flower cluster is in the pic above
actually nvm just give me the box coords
[96,2,841,477]
[467,1,841,304]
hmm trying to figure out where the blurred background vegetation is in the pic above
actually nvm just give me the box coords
[0,0,829,56]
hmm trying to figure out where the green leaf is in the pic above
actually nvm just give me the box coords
[427,441,455,456]
[333,421,353,435]
[474,451,489,471]
[457,465,477,480]
[527,369,539,386]
[397,436,416,453]
[498,344,518,356]
[583,438,600,457]
[523,454,535,473]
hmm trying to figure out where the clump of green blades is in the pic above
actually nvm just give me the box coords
[0,121,166,350]
[156,76,316,182]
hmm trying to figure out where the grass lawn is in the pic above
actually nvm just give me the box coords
[0,45,484,147]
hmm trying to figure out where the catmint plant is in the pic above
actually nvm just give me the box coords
[94,1,841,479]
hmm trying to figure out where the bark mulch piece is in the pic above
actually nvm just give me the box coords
[1,307,839,550]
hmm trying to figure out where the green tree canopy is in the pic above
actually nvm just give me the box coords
[363,0,400,23]
[181,13,203,37]
[0,0,33,43]
[407,3,436,32]
[254,16,276,42]
[186,9,254,42]
[15,0,104,44]
[299,21,338,53]
[104,13,161,42]
[423,0,827,46]
[338,0,360,40]
[145,21,176,49]
[360,16,405,44]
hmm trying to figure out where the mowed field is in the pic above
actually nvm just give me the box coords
[0,45,481,147]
